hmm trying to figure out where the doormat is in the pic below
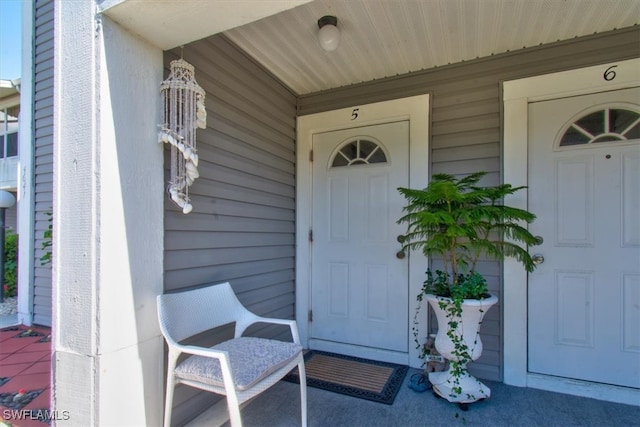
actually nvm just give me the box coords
[283,350,408,405]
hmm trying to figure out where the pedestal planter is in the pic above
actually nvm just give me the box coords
[397,173,538,407]
[426,293,498,404]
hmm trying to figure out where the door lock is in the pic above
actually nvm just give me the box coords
[532,254,545,265]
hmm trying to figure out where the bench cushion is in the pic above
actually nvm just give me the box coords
[175,337,301,391]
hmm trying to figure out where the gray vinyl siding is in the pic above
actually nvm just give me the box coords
[163,34,297,426]
[32,0,54,327]
[297,27,640,382]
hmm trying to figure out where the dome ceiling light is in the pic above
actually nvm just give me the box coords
[317,15,340,52]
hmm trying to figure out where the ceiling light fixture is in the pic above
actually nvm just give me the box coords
[317,15,340,52]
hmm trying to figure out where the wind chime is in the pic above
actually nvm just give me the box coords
[159,58,206,214]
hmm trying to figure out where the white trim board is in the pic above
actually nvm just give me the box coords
[17,0,35,326]
[502,57,640,405]
[295,94,430,368]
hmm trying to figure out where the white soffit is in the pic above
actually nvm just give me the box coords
[224,0,640,95]
[100,0,314,50]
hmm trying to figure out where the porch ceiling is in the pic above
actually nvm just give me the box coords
[223,0,640,95]
[99,0,314,50]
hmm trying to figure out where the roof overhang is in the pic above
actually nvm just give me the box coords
[99,0,313,50]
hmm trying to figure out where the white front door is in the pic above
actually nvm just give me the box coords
[310,121,409,354]
[527,87,640,388]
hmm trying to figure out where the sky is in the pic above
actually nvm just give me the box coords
[0,0,22,81]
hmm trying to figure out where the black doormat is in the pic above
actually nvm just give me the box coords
[283,350,408,405]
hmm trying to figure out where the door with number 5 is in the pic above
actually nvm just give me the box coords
[296,96,430,366]
[311,121,409,353]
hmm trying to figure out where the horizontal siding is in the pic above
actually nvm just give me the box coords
[165,246,295,271]
[165,231,293,250]
[32,0,54,327]
[297,27,640,382]
[163,34,297,426]
[164,258,295,291]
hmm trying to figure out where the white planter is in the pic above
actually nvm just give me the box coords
[426,293,498,404]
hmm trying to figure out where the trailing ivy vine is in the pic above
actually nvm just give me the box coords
[40,211,52,266]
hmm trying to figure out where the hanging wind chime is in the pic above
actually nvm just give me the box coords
[159,58,206,214]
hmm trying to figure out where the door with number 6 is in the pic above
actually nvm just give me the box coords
[527,87,640,388]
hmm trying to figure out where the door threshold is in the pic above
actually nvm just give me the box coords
[526,373,639,406]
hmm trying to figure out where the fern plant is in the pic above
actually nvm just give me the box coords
[397,171,538,296]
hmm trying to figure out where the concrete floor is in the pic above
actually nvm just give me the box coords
[186,368,639,427]
[2,310,637,427]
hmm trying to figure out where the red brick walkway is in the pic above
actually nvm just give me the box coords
[0,325,51,427]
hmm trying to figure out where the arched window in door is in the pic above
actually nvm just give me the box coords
[330,138,388,167]
[558,107,640,147]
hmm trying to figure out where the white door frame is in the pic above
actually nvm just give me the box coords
[296,95,430,367]
[503,57,640,405]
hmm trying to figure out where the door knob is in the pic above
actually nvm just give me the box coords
[396,250,406,259]
[532,254,544,265]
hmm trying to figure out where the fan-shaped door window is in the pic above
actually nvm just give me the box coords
[330,138,388,167]
[558,107,640,147]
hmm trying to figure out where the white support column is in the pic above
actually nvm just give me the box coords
[53,2,98,421]
[17,0,34,326]
[53,2,164,425]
